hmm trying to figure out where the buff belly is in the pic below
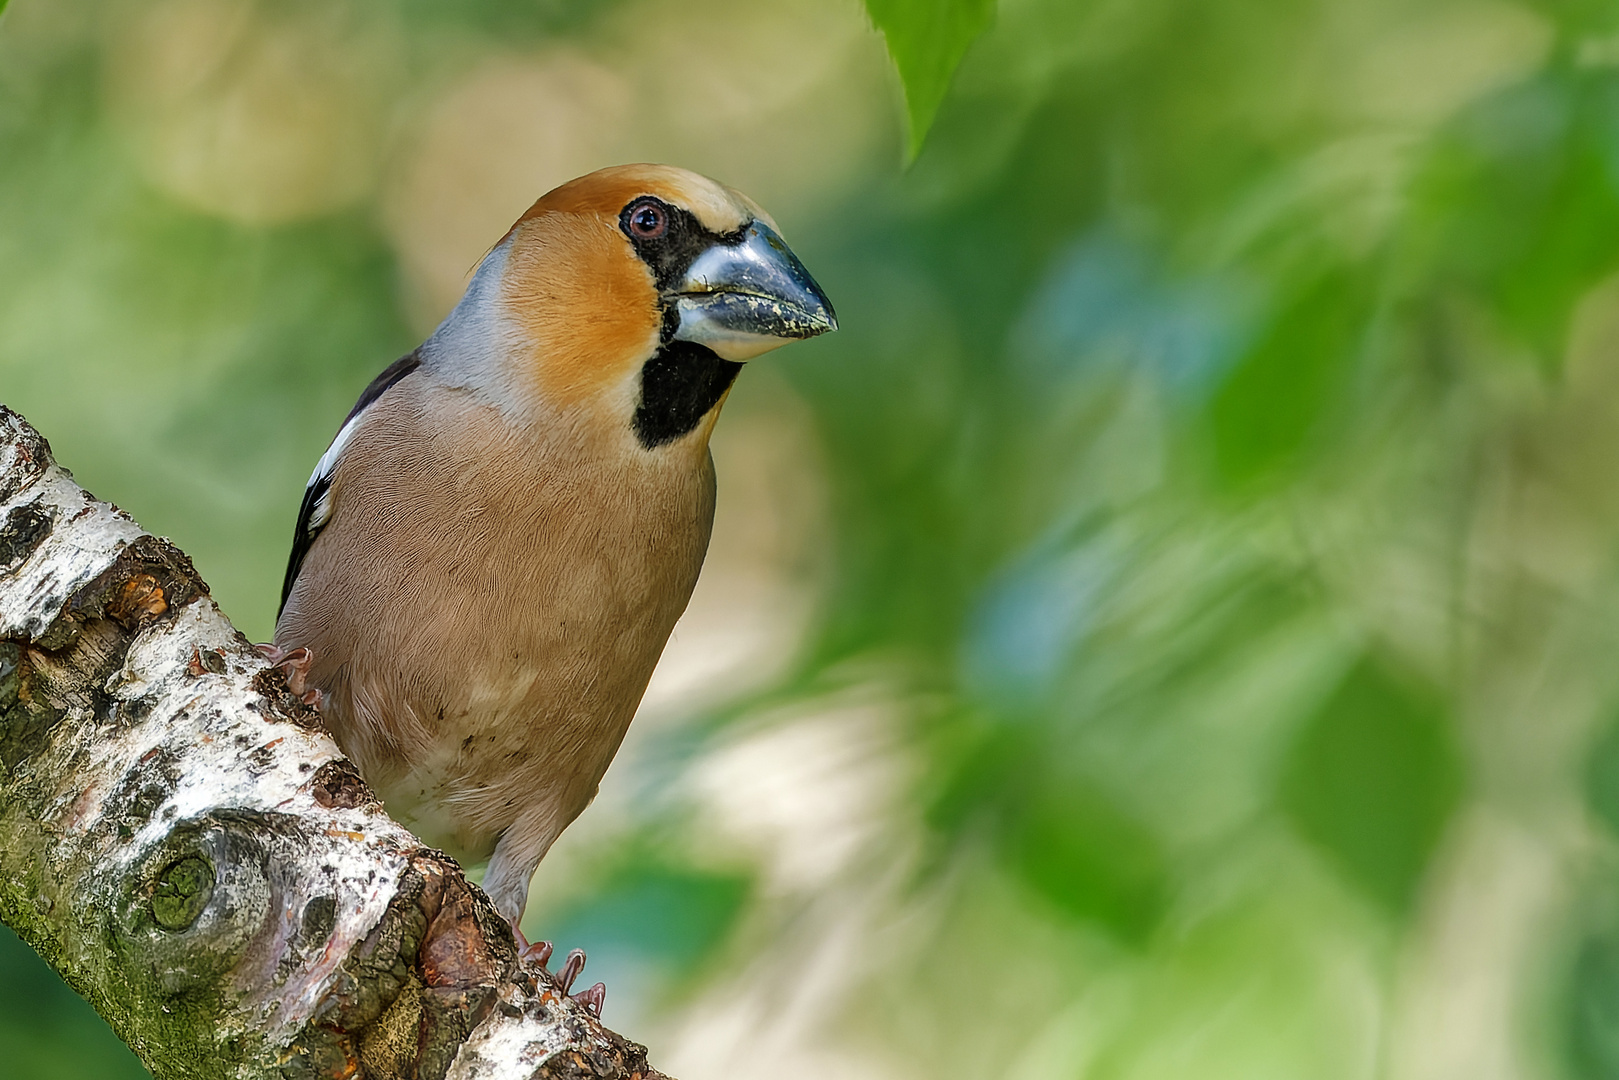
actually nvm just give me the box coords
[275,379,716,904]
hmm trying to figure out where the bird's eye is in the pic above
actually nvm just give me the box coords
[627,201,667,239]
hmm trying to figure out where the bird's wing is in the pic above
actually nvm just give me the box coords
[279,350,423,616]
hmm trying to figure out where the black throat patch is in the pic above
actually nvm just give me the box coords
[633,341,742,449]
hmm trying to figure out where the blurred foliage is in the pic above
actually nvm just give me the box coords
[9,0,1619,1077]
[545,843,751,980]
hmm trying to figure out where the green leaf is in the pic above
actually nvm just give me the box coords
[1409,72,1619,364]
[865,0,997,158]
[1003,786,1168,943]
[1209,266,1371,487]
[1279,658,1463,913]
[1565,927,1619,1079]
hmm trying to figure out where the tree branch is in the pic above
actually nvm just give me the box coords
[0,404,672,1080]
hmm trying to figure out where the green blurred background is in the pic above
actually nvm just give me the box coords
[7,0,1619,1076]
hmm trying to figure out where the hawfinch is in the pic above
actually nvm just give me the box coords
[271,165,835,959]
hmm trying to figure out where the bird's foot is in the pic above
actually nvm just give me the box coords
[511,927,606,1018]
[254,643,323,709]
[555,947,607,1018]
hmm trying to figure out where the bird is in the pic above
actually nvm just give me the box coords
[268,164,835,990]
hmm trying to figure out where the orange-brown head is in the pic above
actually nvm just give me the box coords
[428,164,835,451]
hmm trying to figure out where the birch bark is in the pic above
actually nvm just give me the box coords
[0,404,672,1080]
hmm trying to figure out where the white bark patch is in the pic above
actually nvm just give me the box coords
[0,465,144,640]
[445,983,627,1078]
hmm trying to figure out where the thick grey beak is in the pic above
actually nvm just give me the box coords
[669,220,837,361]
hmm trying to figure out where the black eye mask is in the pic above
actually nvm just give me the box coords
[617,197,744,292]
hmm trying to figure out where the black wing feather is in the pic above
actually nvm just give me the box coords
[278,350,423,617]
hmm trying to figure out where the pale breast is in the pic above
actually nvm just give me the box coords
[275,373,715,857]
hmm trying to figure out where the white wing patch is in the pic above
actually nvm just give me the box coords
[280,350,423,615]
[306,411,363,531]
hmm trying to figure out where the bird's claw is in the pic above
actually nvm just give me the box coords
[572,982,606,1018]
[511,931,604,1016]
[557,947,587,994]
[522,939,554,969]
[255,643,323,708]
[510,918,556,968]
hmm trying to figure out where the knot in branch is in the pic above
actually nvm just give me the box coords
[151,855,214,932]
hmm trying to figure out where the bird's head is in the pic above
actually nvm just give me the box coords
[434,164,836,450]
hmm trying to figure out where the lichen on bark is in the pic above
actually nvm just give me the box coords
[0,404,671,1080]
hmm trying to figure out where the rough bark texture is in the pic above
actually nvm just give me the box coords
[0,404,672,1080]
